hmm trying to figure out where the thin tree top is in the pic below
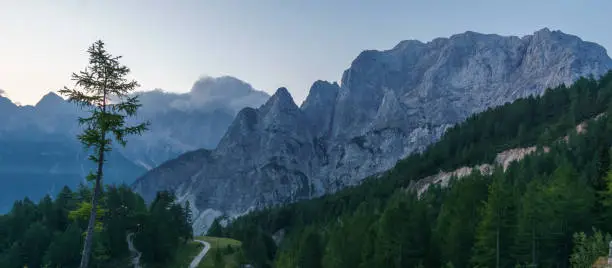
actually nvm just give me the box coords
[60,40,141,114]
[59,40,148,149]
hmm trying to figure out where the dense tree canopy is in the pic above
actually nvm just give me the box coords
[0,185,192,268]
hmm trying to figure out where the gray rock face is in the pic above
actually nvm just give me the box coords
[132,28,612,234]
[301,80,340,138]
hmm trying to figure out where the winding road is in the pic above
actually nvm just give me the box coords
[189,239,211,268]
[126,233,142,268]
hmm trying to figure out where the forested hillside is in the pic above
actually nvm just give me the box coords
[0,185,193,268]
[213,71,612,267]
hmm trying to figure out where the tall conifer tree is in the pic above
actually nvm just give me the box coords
[59,40,148,268]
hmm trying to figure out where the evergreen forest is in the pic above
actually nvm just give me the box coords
[0,185,193,268]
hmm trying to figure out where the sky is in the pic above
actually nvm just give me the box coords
[1,1,611,106]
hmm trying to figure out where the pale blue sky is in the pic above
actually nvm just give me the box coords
[1,0,611,105]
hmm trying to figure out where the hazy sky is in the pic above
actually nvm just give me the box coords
[1,1,611,106]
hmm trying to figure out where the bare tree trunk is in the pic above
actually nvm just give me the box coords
[79,141,105,268]
[496,224,500,268]
[531,224,536,266]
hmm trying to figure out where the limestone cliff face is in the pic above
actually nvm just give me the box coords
[132,28,612,234]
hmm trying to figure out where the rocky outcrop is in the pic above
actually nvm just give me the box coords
[407,146,547,198]
[410,164,495,197]
[409,114,605,197]
[133,29,612,234]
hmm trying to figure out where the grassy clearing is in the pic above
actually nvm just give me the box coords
[196,236,244,268]
[164,236,243,268]
[167,240,205,268]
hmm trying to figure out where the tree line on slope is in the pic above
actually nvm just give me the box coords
[0,184,193,268]
[210,71,612,267]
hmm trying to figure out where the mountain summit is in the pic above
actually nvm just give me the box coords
[35,92,64,107]
[133,29,612,234]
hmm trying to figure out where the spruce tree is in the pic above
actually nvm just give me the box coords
[59,40,148,268]
[511,179,548,266]
[433,173,488,267]
[471,173,515,268]
[297,228,323,268]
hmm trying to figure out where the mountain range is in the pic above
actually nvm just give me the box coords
[132,28,612,234]
[0,76,269,211]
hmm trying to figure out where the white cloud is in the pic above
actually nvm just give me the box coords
[137,76,270,114]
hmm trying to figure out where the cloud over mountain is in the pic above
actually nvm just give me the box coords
[137,76,269,115]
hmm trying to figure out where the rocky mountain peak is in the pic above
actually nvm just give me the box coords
[33,92,75,115]
[301,81,339,112]
[306,80,339,97]
[301,81,340,138]
[533,27,552,36]
[259,87,299,116]
[216,87,310,154]
[35,92,64,107]
[0,95,15,106]
[270,87,293,102]
[391,39,425,51]
[0,95,17,114]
